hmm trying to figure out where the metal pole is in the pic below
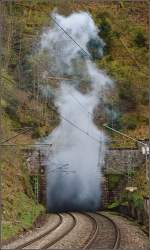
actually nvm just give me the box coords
[0,2,3,140]
[145,145,149,181]
[0,2,2,248]
[148,0,150,240]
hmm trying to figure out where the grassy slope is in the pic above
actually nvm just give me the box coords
[3,1,148,141]
[1,2,53,241]
[73,1,148,147]
[27,0,148,147]
[1,149,44,241]
[1,1,149,147]
[1,1,66,241]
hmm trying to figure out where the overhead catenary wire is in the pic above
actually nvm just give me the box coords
[61,85,148,149]
[2,60,139,150]
[3,5,148,191]
[0,5,102,151]
[42,69,96,136]
[103,124,148,147]
[33,70,107,146]
[1,70,102,147]
[39,71,103,144]
[47,76,80,81]
[0,87,102,147]
[50,16,91,59]
[69,91,92,116]
[0,127,33,144]
[60,74,148,147]
[9,1,146,79]
[49,104,101,144]
[0,143,52,147]
[2,7,146,150]
[66,90,92,135]
[12,14,150,184]
[43,69,95,118]
[51,12,146,76]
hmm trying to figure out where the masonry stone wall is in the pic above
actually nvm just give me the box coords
[104,148,145,174]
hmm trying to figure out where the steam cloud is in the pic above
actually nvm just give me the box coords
[40,12,112,212]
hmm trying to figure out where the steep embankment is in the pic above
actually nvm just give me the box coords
[1,149,44,241]
[1,1,55,241]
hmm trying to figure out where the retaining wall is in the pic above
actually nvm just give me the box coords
[104,147,145,174]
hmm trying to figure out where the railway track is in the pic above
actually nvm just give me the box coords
[48,212,98,249]
[2,212,120,249]
[40,213,76,249]
[98,212,120,249]
[2,213,76,250]
[14,213,63,249]
[83,212,120,249]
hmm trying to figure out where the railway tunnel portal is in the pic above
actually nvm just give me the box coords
[24,140,147,211]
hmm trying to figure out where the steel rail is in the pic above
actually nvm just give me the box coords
[82,213,99,249]
[96,212,120,249]
[3,212,120,250]
[41,212,77,249]
[83,212,120,249]
[13,214,63,250]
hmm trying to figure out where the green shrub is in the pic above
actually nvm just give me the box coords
[98,17,112,53]
[107,200,120,209]
[33,126,46,138]
[2,192,45,240]
[118,81,137,111]
[141,90,149,105]
[99,18,111,38]
[120,114,138,130]
[134,31,146,48]
[126,117,137,130]
[128,192,144,209]
[127,169,135,178]
[107,174,122,191]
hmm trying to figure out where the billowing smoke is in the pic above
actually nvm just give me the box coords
[40,12,112,212]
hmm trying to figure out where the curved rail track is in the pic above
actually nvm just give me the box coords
[98,212,120,249]
[2,212,120,249]
[82,212,99,249]
[3,213,76,250]
[40,213,76,249]
[48,212,99,249]
[83,212,120,249]
[14,213,63,249]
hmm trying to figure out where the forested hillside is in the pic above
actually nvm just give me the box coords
[0,0,148,241]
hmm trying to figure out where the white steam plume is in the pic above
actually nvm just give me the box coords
[40,11,112,211]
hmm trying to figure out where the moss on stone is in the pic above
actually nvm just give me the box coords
[107,174,123,191]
